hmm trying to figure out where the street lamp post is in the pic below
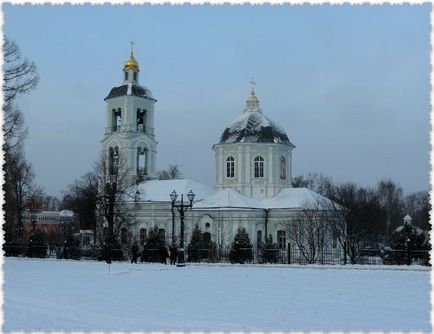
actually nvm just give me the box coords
[170,189,195,267]
[406,237,411,266]
[171,206,175,246]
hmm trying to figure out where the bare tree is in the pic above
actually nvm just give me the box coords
[283,200,330,264]
[404,191,430,230]
[3,143,35,241]
[157,164,182,180]
[326,183,385,264]
[377,179,404,236]
[94,153,138,260]
[61,171,99,233]
[3,38,39,106]
[3,38,39,146]
[3,38,39,243]
[292,172,335,198]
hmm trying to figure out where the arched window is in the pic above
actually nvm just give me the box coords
[226,156,235,178]
[203,232,211,248]
[113,108,121,131]
[137,147,146,176]
[257,230,263,245]
[124,72,128,81]
[277,230,286,249]
[133,72,137,81]
[280,156,287,180]
[254,156,264,178]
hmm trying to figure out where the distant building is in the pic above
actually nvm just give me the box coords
[23,210,79,244]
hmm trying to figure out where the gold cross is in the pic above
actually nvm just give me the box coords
[249,78,256,89]
[249,78,256,94]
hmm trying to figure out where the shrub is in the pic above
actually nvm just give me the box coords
[229,227,253,264]
[26,230,48,258]
[3,241,26,257]
[141,226,165,262]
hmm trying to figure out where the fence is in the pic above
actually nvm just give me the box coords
[3,243,430,266]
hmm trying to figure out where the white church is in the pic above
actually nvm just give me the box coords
[100,47,339,254]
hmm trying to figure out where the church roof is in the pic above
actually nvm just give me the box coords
[194,188,264,210]
[219,111,292,145]
[104,83,156,101]
[261,188,342,210]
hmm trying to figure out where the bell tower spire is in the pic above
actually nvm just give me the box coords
[102,45,158,185]
[123,41,140,84]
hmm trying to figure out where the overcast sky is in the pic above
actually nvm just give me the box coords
[3,4,430,197]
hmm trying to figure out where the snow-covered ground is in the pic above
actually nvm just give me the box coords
[3,258,431,332]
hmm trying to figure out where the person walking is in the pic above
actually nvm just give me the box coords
[131,241,139,264]
[160,245,169,264]
[169,245,178,265]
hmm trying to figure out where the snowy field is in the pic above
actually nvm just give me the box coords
[3,258,431,332]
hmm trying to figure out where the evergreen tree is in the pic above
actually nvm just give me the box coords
[61,235,81,260]
[26,230,48,258]
[229,227,253,264]
[141,226,165,262]
[187,224,203,262]
[383,224,430,265]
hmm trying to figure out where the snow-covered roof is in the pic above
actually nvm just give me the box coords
[194,188,264,210]
[104,83,155,101]
[130,179,215,202]
[59,210,75,217]
[219,111,293,145]
[261,188,342,210]
[394,225,425,235]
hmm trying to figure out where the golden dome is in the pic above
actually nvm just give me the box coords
[124,42,139,70]
[124,57,139,70]
[248,89,258,102]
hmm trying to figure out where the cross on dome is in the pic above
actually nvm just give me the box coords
[249,78,256,95]
[124,41,139,71]
[130,41,135,58]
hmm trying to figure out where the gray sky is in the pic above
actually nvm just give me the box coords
[4,4,431,197]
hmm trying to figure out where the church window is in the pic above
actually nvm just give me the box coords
[226,156,235,178]
[257,230,263,245]
[139,228,147,246]
[203,232,211,247]
[137,109,146,132]
[254,156,264,178]
[133,72,137,81]
[277,230,286,250]
[124,72,128,81]
[280,156,287,180]
[113,108,121,131]
[137,148,146,176]
[121,227,128,245]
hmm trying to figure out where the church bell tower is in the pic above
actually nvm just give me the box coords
[101,43,157,185]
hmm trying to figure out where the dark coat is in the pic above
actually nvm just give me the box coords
[131,244,139,258]
[169,246,178,260]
